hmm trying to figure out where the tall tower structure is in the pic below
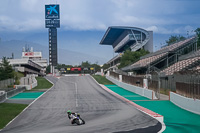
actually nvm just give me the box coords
[45,4,60,74]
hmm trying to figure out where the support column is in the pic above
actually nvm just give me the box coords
[119,75,122,82]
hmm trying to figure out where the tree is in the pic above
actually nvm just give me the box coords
[102,63,109,70]
[46,65,51,74]
[0,57,14,80]
[91,63,101,72]
[81,61,91,68]
[166,35,186,46]
[118,49,149,68]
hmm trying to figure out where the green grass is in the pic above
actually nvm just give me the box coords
[0,103,27,129]
[16,72,24,79]
[33,77,53,90]
[92,75,115,85]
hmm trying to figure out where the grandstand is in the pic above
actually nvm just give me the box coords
[122,36,198,75]
[160,49,200,76]
[0,47,48,76]
[0,59,46,76]
[100,26,153,71]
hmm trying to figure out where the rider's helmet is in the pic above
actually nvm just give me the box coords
[67,110,71,115]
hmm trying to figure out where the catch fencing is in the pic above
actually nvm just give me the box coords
[110,70,200,99]
[110,71,143,87]
[174,70,200,99]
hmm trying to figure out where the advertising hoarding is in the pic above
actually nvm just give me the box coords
[45,20,60,28]
[45,5,60,19]
[22,52,42,58]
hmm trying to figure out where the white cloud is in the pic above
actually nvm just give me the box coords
[146,26,159,32]
[0,0,199,33]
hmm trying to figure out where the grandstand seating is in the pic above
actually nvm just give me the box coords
[154,37,195,53]
[161,56,200,76]
[179,49,200,61]
[122,36,197,71]
[130,52,167,68]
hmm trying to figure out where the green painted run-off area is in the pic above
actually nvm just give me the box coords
[105,85,149,101]
[105,84,200,133]
[10,92,44,99]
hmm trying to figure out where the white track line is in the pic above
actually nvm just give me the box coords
[75,83,78,107]
[65,81,78,107]
[0,77,55,132]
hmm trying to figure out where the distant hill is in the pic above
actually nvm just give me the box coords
[0,40,107,65]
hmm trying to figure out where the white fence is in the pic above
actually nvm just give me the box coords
[170,92,200,115]
[106,76,157,99]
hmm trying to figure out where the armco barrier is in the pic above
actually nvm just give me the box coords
[170,92,200,115]
[0,93,6,103]
[0,87,26,103]
[7,87,26,98]
[106,76,157,100]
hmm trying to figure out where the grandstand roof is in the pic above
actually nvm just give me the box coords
[100,26,148,45]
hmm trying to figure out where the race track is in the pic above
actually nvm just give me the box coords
[1,75,161,133]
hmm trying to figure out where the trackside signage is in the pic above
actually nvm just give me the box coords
[45,5,60,19]
[45,20,60,28]
[22,52,42,57]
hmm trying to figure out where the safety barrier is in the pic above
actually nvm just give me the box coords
[7,87,25,98]
[0,86,26,103]
[170,92,200,115]
[0,93,6,103]
[106,76,157,99]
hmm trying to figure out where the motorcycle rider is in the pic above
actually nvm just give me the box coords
[67,110,83,124]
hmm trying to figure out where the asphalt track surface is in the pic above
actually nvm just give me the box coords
[1,75,161,133]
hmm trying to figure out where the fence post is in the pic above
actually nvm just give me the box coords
[119,75,122,82]
[107,71,110,76]
[143,79,148,89]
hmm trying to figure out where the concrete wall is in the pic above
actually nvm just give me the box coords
[106,76,157,99]
[170,92,200,115]
[17,74,38,90]
[0,79,14,89]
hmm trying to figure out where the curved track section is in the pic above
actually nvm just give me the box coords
[1,76,161,133]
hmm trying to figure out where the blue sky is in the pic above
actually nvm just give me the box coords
[0,0,199,64]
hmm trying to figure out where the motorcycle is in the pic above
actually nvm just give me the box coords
[71,114,85,125]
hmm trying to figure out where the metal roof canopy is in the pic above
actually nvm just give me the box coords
[100,26,146,45]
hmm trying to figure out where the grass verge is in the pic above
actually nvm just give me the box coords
[0,103,27,129]
[92,75,114,85]
[32,77,53,90]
